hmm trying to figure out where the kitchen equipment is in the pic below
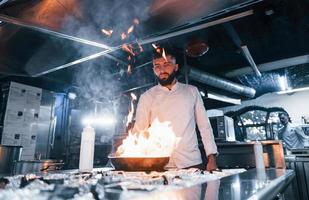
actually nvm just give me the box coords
[290,148,309,156]
[0,145,22,174]
[109,156,169,171]
[13,159,64,174]
[216,140,285,169]
[209,116,236,142]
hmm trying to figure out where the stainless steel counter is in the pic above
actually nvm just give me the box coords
[130,169,295,200]
[0,168,294,200]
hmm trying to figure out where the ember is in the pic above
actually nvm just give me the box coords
[121,44,135,56]
[121,32,127,40]
[152,43,161,54]
[127,25,134,34]
[127,64,132,74]
[101,29,113,37]
[133,18,139,25]
[138,43,144,52]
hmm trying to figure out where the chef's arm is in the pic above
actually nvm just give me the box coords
[207,154,217,172]
[132,94,151,134]
[194,88,218,170]
[295,126,309,141]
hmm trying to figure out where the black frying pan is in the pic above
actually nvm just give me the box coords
[108,156,169,171]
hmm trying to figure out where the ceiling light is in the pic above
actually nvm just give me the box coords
[277,86,309,94]
[207,92,241,105]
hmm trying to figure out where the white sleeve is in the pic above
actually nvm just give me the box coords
[295,126,309,141]
[132,93,151,133]
[194,88,218,156]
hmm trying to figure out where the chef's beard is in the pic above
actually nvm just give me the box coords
[156,70,177,86]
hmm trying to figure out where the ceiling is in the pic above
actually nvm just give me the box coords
[0,0,308,107]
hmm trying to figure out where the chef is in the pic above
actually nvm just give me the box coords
[132,43,218,171]
[278,112,309,151]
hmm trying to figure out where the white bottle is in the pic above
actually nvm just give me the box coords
[254,141,265,169]
[79,125,95,172]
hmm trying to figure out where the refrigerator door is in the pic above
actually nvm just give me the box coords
[35,90,55,159]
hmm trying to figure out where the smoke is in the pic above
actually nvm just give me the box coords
[60,0,156,136]
[73,60,121,101]
[61,0,156,98]
[62,0,152,47]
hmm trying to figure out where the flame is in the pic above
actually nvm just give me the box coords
[126,92,137,127]
[127,25,134,34]
[131,93,137,100]
[152,43,161,54]
[162,48,167,61]
[101,29,113,37]
[121,32,127,40]
[122,44,135,56]
[116,118,178,157]
[133,18,139,25]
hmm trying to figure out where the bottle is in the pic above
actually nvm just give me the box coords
[254,140,265,169]
[79,125,95,172]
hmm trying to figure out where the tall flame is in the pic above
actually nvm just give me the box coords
[162,48,167,61]
[131,93,137,100]
[116,118,178,157]
[126,93,137,127]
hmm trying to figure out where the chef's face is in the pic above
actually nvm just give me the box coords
[153,55,178,85]
[279,114,289,125]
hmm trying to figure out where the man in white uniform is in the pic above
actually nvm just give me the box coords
[133,44,218,171]
[278,112,309,150]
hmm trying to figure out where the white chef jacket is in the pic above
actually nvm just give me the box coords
[133,81,218,168]
[278,123,309,150]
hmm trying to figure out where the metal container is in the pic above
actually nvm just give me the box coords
[13,159,64,174]
[0,145,22,175]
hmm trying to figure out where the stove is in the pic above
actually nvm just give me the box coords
[0,168,246,199]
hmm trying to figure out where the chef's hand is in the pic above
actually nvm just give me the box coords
[206,154,218,172]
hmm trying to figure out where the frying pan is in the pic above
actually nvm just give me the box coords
[108,156,169,171]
